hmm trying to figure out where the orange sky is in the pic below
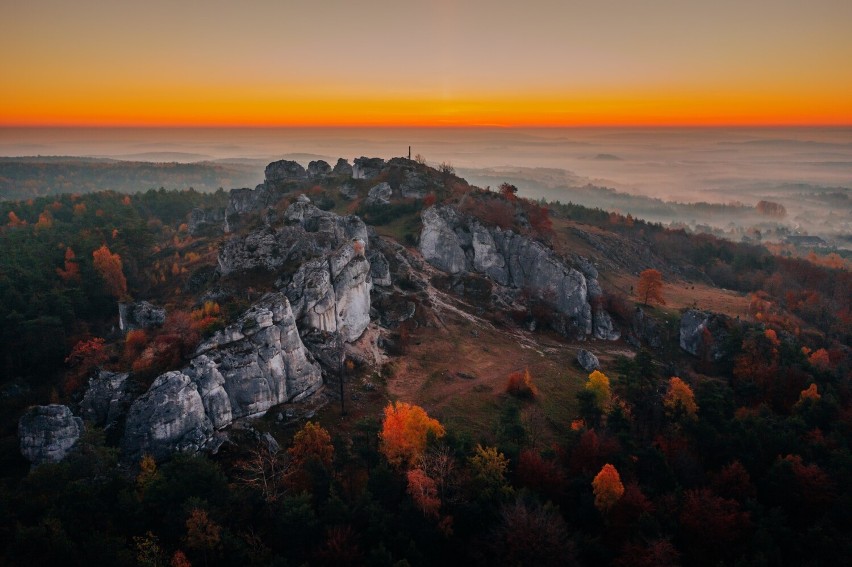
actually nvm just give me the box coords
[2,1,851,127]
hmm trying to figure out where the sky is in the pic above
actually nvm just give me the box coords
[1,0,852,127]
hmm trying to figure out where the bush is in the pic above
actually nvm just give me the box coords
[506,368,538,399]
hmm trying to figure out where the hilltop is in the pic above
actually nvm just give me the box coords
[0,155,849,566]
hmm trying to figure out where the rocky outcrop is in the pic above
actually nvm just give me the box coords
[188,207,225,235]
[593,308,620,340]
[679,309,732,361]
[119,301,166,332]
[307,160,332,178]
[577,349,600,372]
[19,405,83,465]
[627,307,662,349]
[265,160,307,184]
[122,371,213,463]
[80,371,136,432]
[365,182,392,206]
[333,158,353,176]
[218,201,368,277]
[399,169,430,199]
[122,293,322,462]
[368,248,392,287]
[420,205,608,339]
[353,157,385,180]
[286,241,372,343]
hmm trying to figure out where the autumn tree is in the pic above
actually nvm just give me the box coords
[468,444,512,501]
[808,348,830,370]
[234,443,289,504]
[185,508,221,564]
[287,421,334,491]
[585,370,612,412]
[506,368,538,399]
[64,337,108,393]
[407,468,441,517]
[379,401,445,468]
[636,269,665,306]
[92,244,128,299]
[6,211,26,227]
[592,463,625,512]
[56,247,81,283]
[663,376,698,421]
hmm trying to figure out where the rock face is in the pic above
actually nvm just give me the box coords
[19,405,83,465]
[265,160,307,184]
[119,301,166,332]
[188,207,225,235]
[307,160,332,178]
[122,371,213,463]
[679,309,731,360]
[352,157,385,180]
[123,293,322,462]
[286,242,372,343]
[365,182,392,206]
[593,308,621,341]
[80,371,136,432]
[420,205,609,339]
[218,201,368,277]
[577,349,601,372]
[333,158,353,176]
[627,307,662,349]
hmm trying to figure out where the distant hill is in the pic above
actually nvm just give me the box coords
[0,156,264,200]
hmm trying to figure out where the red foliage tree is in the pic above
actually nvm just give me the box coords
[679,488,751,561]
[64,337,108,393]
[592,463,625,512]
[506,368,538,399]
[379,401,445,468]
[516,449,565,499]
[407,468,441,517]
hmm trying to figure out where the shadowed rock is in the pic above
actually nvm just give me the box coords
[19,405,83,465]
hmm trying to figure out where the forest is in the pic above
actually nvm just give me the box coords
[0,173,849,566]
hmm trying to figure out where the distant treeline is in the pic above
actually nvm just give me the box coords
[0,157,263,200]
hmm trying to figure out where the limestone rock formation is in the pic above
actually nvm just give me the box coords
[593,308,621,340]
[122,293,322,461]
[188,207,225,235]
[365,182,392,206]
[679,309,732,361]
[122,371,213,463]
[577,349,601,372]
[307,160,332,178]
[19,405,83,465]
[265,160,307,184]
[80,370,136,432]
[218,202,368,277]
[119,301,166,332]
[352,157,385,180]
[333,158,353,176]
[420,205,608,339]
[338,181,359,200]
[286,241,372,342]
[627,307,662,349]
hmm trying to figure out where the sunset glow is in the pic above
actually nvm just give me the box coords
[2,0,851,127]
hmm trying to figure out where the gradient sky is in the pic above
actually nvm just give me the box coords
[2,0,851,127]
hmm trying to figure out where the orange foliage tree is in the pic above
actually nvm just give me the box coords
[288,421,334,469]
[6,211,26,227]
[64,337,108,393]
[663,377,698,421]
[506,368,538,399]
[636,269,665,306]
[379,401,445,468]
[56,247,81,283]
[808,348,830,370]
[592,463,625,512]
[92,244,128,299]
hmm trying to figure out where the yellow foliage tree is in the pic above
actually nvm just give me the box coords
[663,376,699,420]
[592,463,625,512]
[585,370,612,412]
[379,401,445,468]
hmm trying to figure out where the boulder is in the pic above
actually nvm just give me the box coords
[307,160,332,178]
[333,158,353,176]
[119,301,166,332]
[365,182,393,206]
[122,371,213,463]
[419,206,468,274]
[80,370,136,432]
[368,249,392,287]
[265,160,307,183]
[577,349,601,372]
[352,157,385,180]
[628,307,661,349]
[19,405,83,465]
[593,308,621,340]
